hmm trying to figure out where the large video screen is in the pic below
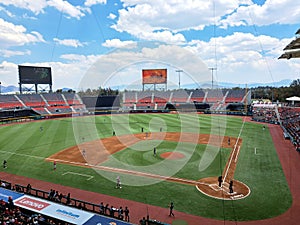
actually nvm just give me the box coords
[142,69,167,84]
[18,65,52,84]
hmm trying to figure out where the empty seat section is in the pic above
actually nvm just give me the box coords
[190,89,205,102]
[63,93,81,105]
[172,90,189,103]
[225,89,245,103]
[42,93,66,106]
[18,94,46,107]
[0,95,23,109]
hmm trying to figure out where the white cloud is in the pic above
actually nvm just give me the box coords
[0,0,47,15]
[60,54,100,64]
[0,18,45,49]
[0,61,17,86]
[0,40,298,90]
[53,38,85,48]
[102,39,137,48]
[47,0,86,19]
[112,0,300,44]
[0,0,298,91]
[22,13,38,20]
[186,32,295,84]
[60,54,88,62]
[84,0,107,7]
[78,43,210,90]
[108,13,117,20]
[112,0,244,43]
[220,0,300,28]
[0,49,31,58]
[0,59,94,90]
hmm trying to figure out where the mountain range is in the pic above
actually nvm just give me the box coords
[0,79,293,94]
[195,79,293,89]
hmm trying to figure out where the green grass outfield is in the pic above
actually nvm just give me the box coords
[0,114,292,221]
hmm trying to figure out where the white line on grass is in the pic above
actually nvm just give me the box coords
[0,150,45,160]
[0,150,206,186]
[223,117,246,183]
[62,172,94,180]
[234,146,241,163]
[54,159,207,186]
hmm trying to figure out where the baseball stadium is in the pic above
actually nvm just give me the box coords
[0,39,300,225]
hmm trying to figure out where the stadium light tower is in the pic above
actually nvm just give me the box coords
[176,69,183,89]
[209,67,217,89]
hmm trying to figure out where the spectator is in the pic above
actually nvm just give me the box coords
[118,206,124,220]
[110,205,115,217]
[58,193,63,203]
[7,196,14,210]
[104,203,110,215]
[140,217,147,225]
[1,181,6,188]
[99,202,104,214]
[26,183,32,194]
[47,189,53,200]
[66,193,71,205]
[124,206,130,222]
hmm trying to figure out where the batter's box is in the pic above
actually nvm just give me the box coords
[209,184,222,191]
[231,194,244,200]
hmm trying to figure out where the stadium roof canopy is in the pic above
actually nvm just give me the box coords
[286,96,300,101]
[279,28,300,59]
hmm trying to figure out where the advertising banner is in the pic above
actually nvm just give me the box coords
[0,187,23,202]
[83,214,132,225]
[14,195,93,225]
[142,69,167,84]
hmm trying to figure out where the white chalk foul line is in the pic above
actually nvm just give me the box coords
[0,150,207,186]
[62,171,94,180]
[52,158,208,186]
[223,118,246,183]
[0,150,45,160]
[234,146,241,163]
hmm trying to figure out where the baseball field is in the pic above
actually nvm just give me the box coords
[0,113,292,221]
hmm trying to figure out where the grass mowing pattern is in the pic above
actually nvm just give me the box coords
[0,114,292,221]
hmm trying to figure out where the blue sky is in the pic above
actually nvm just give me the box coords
[0,0,299,91]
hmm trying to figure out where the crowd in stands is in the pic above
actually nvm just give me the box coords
[279,107,300,151]
[251,104,300,152]
[0,186,68,224]
[98,202,130,222]
[252,104,279,124]
[0,201,59,225]
[45,187,130,222]
[1,180,131,224]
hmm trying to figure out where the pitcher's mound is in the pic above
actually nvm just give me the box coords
[160,152,185,160]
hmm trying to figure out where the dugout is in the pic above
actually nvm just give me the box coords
[226,103,248,115]
[0,108,39,124]
[81,95,121,114]
[165,102,210,112]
